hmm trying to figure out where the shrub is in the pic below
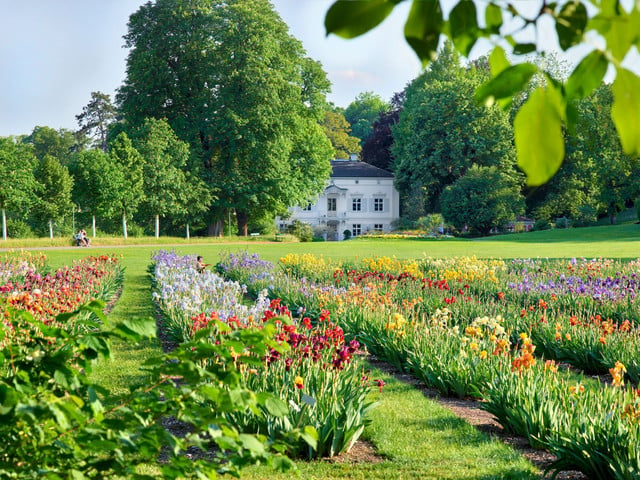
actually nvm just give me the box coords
[573,205,598,227]
[287,220,313,242]
[6,218,35,238]
[415,214,445,234]
[125,223,145,237]
[533,218,551,231]
[343,229,352,240]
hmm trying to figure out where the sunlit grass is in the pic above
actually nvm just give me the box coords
[242,368,538,480]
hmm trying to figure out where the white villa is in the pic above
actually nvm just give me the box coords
[278,157,400,241]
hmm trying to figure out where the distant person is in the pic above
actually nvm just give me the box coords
[81,230,90,247]
[196,255,210,273]
[74,229,88,247]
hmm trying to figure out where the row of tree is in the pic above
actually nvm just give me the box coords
[2,0,637,239]
[355,44,639,235]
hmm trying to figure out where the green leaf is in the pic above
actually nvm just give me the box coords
[555,1,587,50]
[475,63,537,105]
[485,3,503,34]
[449,0,479,56]
[488,46,510,77]
[262,395,289,417]
[564,50,608,100]
[114,317,157,340]
[600,7,640,60]
[514,87,566,186]
[300,425,319,450]
[325,0,397,39]
[238,433,266,454]
[611,68,640,155]
[404,0,444,65]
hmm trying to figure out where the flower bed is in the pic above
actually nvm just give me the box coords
[0,254,123,332]
[217,251,640,479]
[152,250,376,458]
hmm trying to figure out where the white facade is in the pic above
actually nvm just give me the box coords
[278,159,400,241]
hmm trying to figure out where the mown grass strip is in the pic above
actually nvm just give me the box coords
[242,368,538,480]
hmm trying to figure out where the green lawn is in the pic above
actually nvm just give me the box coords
[8,222,640,478]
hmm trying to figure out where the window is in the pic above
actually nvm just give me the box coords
[327,198,336,211]
[374,224,384,232]
[374,198,384,212]
[303,203,312,211]
[352,224,362,236]
[352,198,361,211]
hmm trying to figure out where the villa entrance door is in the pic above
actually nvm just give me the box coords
[326,222,338,241]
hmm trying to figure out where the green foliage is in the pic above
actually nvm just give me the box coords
[118,0,333,232]
[344,91,390,147]
[288,220,314,242]
[5,219,35,239]
[75,91,117,152]
[392,45,516,213]
[0,304,297,478]
[0,138,40,240]
[441,165,525,236]
[33,155,74,235]
[321,110,362,158]
[415,213,445,234]
[325,0,640,186]
[129,118,211,236]
[108,133,145,238]
[23,126,79,164]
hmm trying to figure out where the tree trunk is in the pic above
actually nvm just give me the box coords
[49,219,53,239]
[122,212,128,239]
[92,215,96,237]
[186,223,190,240]
[236,211,249,236]
[1,208,6,240]
[207,220,223,237]
[155,214,160,238]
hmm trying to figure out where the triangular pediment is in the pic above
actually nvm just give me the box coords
[325,184,348,194]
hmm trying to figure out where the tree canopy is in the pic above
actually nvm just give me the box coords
[117,0,333,235]
[441,165,525,236]
[325,0,640,187]
[76,91,117,152]
[321,109,362,159]
[392,45,516,213]
[0,139,40,240]
[344,91,390,147]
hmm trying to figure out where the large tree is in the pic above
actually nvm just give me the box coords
[0,138,40,240]
[117,0,333,236]
[76,91,117,152]
[33,156,74,239]
[392,45,516,213]
[321,109,362,159]
[108,133,145,238]
[344,91,390,148]
[131,118,211,237]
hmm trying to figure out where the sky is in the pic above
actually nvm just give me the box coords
[0,1,635,138]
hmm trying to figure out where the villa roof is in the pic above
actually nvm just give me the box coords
[330,160,393,178]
